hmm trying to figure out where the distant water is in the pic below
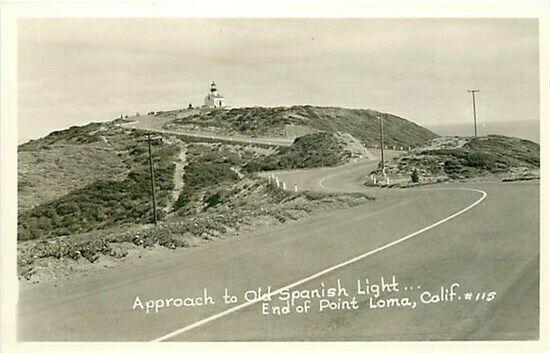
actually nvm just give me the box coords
[427,119,539,143]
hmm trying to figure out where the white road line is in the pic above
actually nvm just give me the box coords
[151,187,487,342]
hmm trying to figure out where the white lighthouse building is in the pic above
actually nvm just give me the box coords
[204,81,225,108]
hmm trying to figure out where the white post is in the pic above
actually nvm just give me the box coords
[275,177,280,187]
[386,176,390,184]
[294,184,298,192]
[282,182,286,191]
[373,175,377,184]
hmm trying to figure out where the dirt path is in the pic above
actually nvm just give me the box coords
[167,143,187,212]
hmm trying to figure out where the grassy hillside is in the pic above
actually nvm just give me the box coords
[18,143,128,213]
[19,105,428,243]
[18,120,374,245]
[18,123,180,241]
[370,135,540,187]
[163,105,438,148]
[243,131,354,172]
[17,133,373,279]
[172,140,372,219]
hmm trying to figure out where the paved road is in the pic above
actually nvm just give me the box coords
[121,114,294,147]
[18,150,539,341]
[261,149,403,193]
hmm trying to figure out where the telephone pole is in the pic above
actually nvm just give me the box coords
[467,89,480,138]
[146,133,158,226]
[378,116,385,176]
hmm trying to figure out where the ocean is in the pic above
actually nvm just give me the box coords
[426,119,540,143]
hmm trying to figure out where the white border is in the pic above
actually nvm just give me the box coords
[1,1,549,352]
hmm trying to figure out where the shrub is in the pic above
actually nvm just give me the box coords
[18,139,179,241]
[411,169,419,183]
[443,159,462,174]
[204,191,226,208]
[465,152,489,168]
[242,132,348,172]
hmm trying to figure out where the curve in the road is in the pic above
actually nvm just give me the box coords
[318,160,378,191]
[153,187,487,342]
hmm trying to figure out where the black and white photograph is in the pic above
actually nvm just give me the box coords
[0,1,549,352]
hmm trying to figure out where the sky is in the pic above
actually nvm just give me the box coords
[18,18,539,143]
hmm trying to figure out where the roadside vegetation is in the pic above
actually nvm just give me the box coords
[368,135,540,187]
[17,176,372,280]
[173,142,246,211]
[17,124,375,282]
[243,132,353,172]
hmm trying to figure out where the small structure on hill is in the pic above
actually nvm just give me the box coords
[204,81,225,108]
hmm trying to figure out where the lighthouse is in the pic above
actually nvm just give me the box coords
[204,81,225,108]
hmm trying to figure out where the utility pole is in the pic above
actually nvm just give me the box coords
[146,133,158,226]
[378,116,385,176]
[467,89,480,138]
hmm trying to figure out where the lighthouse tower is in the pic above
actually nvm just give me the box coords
[204,81,225,108]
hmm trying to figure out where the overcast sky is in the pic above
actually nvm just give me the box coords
[18,18,539,143]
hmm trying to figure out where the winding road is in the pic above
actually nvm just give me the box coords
[18,147,539,341]
[121,113,294,147]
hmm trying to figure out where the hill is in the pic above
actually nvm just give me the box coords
[18,123,180,241]
[162,105,438,148]
[17,120,375,281]
[369,135,540,187]
[17,104,440,245]
[243,131,372,172]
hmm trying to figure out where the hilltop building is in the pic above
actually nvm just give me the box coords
[204,81,225,108]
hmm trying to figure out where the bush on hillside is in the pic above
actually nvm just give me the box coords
[18,141,178,241]
[242,132,349,172]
